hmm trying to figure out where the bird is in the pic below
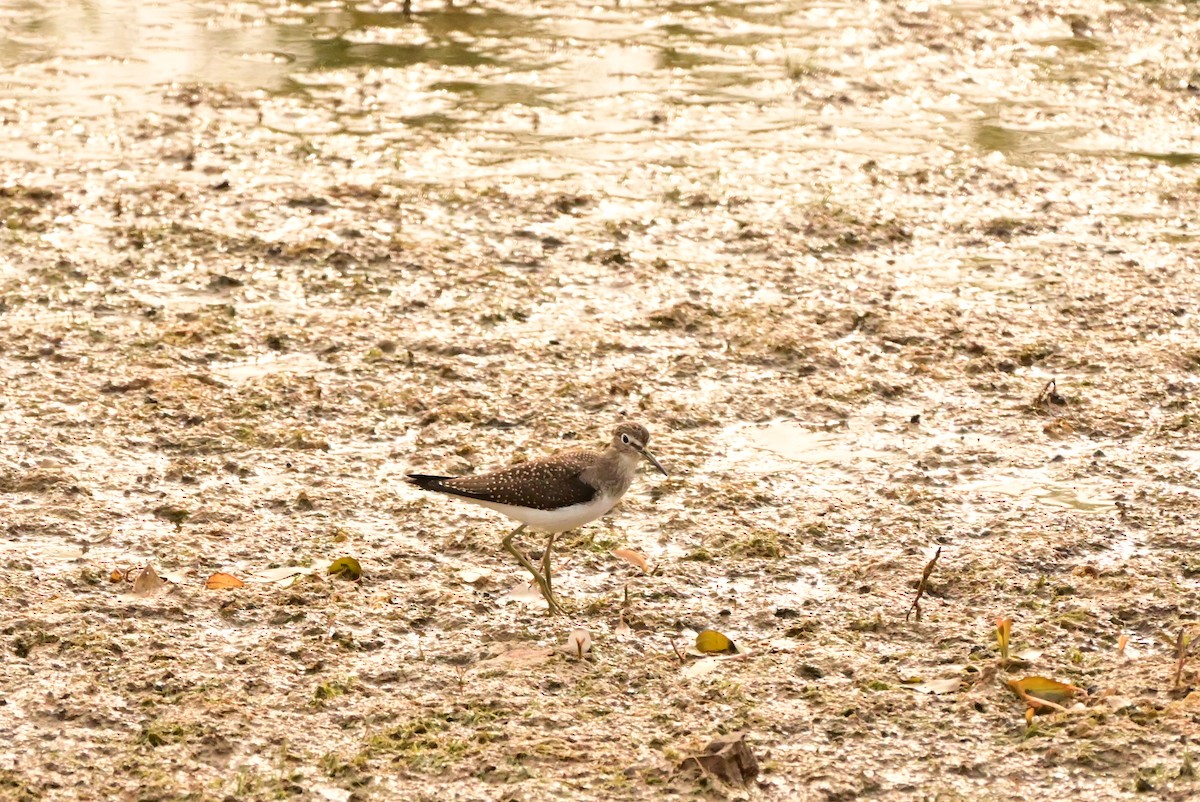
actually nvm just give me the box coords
[406,422,669,615]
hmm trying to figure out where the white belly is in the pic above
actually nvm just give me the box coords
[456,493,616,532]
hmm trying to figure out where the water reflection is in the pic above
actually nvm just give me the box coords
[1,0,1196,166]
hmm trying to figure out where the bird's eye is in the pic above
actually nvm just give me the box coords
[621,434,631,444]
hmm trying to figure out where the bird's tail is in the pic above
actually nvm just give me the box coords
[406,474,453,493]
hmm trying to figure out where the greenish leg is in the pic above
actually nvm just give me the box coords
[540,532,559,610]
[502,525,563,616]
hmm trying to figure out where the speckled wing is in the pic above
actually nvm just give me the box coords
[407,449,600,511]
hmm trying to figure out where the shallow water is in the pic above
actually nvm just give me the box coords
[5,0,1196,179]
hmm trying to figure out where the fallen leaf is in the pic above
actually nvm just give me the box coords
[682,659,721,679]
[1007,676,1084,712]
[611,548,652,574]
[327,556,363,581]
[565,629,592,659]
[157,568,188,584]
[678,731,758,787]
[995,617,1012,661]
[1104,695,1135,712]
[614,615,632,638]
[457,567,494,585]
[131,565,165,596]
[245,566,312,584]
[205,572,245,590]
[506,580,546,605]
[696,629,736,654]
[1013,648,1043,663]
[902,677,961,695]
[109,569,123,583]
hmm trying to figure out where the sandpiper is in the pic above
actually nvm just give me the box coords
[407,423,669,615]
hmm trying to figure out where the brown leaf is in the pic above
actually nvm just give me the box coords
[205,572,245,590]
[131,565,166,596]
[611,548,652,574]
[109,568,124,583]
[678,731,759,787]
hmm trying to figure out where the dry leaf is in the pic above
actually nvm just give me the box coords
[457,567,494,585]
[156,568,188,584]
[245,566,311,585]
[506,580,545,605]
[131,565,165,596]
[678,731,758,788]
[205,572,245,590]
[611,548,652,574]
[902,677,961,695]
[565,629,592,660]
[995,617,1012,661]
[109,569,123,583]
[1104,695,1135,712]
[327,556,363,580]
[614,615,632,638]
[696,629,736,654]
[683,659,722,679]
[1007,676,1084,712]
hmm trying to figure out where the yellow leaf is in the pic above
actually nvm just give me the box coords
[1007,676,1084,707]
[611,548,652,574]
[205,572,245,590]
[995,616,1012,660]
[696,629,735,654]
[109,569,124,583]
[328,556,363,580]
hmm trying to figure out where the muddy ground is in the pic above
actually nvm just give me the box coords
[2,0,1200,799]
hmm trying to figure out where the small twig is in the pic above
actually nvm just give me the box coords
[1012,685,1069,713]
[1032,378,1066,411]
[669,640,686,664]
[905,546,942,622]
[1173,625,1197,689]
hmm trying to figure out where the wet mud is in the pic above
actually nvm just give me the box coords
[2,0,1200,800]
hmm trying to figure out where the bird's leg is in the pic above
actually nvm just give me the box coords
[502,524,563,615]
[540,531,558,607]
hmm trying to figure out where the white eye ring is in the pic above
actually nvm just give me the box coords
[621,434,631,444]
